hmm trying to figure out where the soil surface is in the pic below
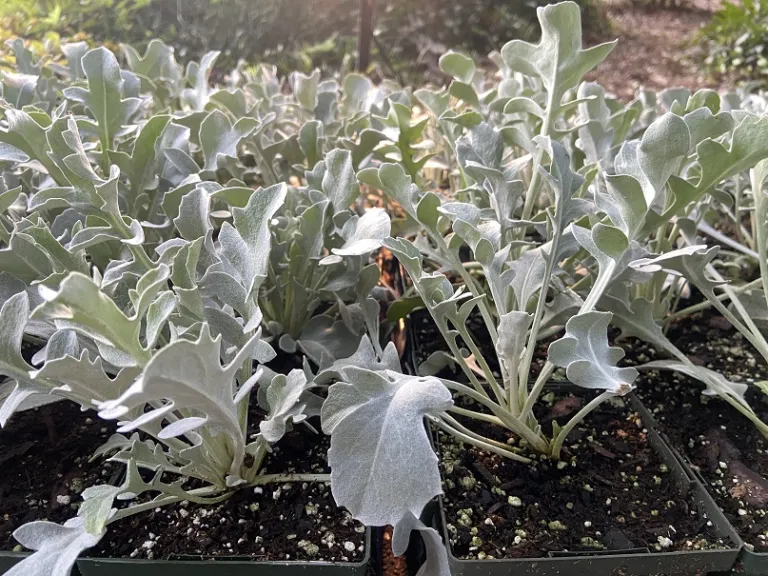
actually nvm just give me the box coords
[629,311,768,552]
[0,399,366,563]
[93,429,366,562]
[438,390,730,560]
[586,0,725,100]
[0,401,116,549]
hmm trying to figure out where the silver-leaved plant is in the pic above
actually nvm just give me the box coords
[5,6,768,576]
[0,38,391,576]
[315,5,768,575]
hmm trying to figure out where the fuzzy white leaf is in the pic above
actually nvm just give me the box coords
[496,311,533,383]
[332,208,391,257]
[629,245,723,293]
[8,518,103,576]
[393,512,451,576]
[97,324,264,479]
[0,381,60,427]
[260,369,312,442]
[321,149,359,213]
[199,109,258,173]
[298,315,361,368]
[219,183,287,297]
[322,367,452,526]
[315,336,401,384]
[33,350,140,409]
[500,2,615,98]
[548,311,637,395]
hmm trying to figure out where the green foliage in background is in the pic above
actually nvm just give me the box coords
[699,0,768,82]
[1,0,604,79]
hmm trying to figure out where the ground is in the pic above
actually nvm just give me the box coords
[587,0,724,100]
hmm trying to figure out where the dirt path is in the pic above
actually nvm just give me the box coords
[586,0,724,100]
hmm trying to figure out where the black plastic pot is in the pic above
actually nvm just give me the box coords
[0,552,85,575]
[76,528,371,576]
[738,548,768,576]
[404,309,742,574]
[0,552,27,575]
[633,399,768,576]
[425,393,741,576]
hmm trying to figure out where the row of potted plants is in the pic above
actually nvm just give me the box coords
[0,2,767,575]
[0,24,387,576]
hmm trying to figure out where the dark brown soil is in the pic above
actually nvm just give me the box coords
[0,401,115,549]
[438,389,730,560]
[382,526,407,576]
[92,429,366,562]
[629,311,768,552]
[0,395,366,563]
[586,0,725,101]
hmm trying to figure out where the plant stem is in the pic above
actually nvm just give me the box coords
[647,333,768,440]
[129,244,154,271]
[448,406,504,425]
[551,390,615,459]
[441,328,496,400]
[434,233,499,343]
[109,213,155,271]
[734,174,744,245]
[438,378,548,452]
[441,413,523,454]
[517,228,563,410]
[519,362,555,424]
[666,222,680,248]
[519,90,556,225]
[439,378,507,414]
[107,485,230,525]
[663,277,685,335]
[536,324,565,341]
[243,438,269,484]
[570,271,594,293]
[752,165,768,313]
[430,416,532,464]
[661,275,682,311]
[664,278,762,323]
[100,138,111,175]
[237,361,252,434]
[251,473,331,485]
[707,287,768,358]
[580,262,616,313]
[697,219,758,260]
[720,391,768,439]
[455,323,506,407]
[520,259,614,426]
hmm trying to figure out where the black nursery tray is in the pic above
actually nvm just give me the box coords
[0,397,374,576]
[76,529,371,576]
[633,395,768,576]
[403,311,740,575]
[428,394,741,576]
[0,552,30,576]
[739,548,768,576]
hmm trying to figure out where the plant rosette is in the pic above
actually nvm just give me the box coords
[428,387,740,575]
[0,399,371,575]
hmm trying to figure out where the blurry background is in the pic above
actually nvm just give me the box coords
[0,0,600,76]
[0,0,763,97]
